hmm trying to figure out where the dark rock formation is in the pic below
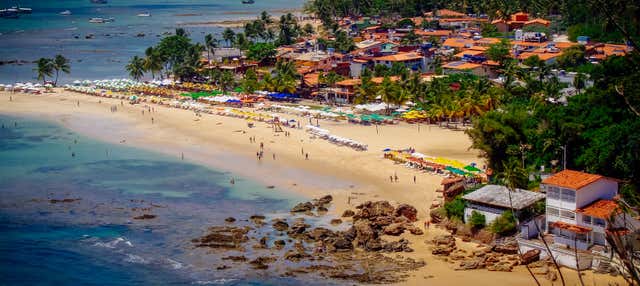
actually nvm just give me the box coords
[225,217,236,223]
[192,226,250,249]
[341,209,355,217]
[291,202,314,212]
[272,219,289,231]
[330,218,342,225]
[394,204,418,222]
[521,249,541,265]
[133,214,157,220]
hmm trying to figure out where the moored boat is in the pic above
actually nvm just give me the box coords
[242,0,255,4]
[60,10,72,16]
[136,12,151,17]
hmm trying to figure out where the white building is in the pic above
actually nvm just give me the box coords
[542,169,631,250]
[463,184,545,231]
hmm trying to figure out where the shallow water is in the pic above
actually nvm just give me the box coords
[0,0,305,83]
[0,114,338,285]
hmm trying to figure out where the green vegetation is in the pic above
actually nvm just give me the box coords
[490,210,516,235]
[443,196,466,221]
[34,55,70,85]
[469,211,486,229]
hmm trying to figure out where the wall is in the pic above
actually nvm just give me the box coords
[464,205,503,225]
[576,179,618,209]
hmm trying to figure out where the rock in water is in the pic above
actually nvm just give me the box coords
[291,202,314,212]
[272,219,289,231]
[133,214,156,220]
[330,218,343,225]
[315,195,333,206]
[341,209,355,217]
[394,204,418,222]
[225,217,236,223]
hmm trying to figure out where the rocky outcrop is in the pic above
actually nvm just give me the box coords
[493,238,519,254]
[330,218,342,225]
[272,219,289,232]
[291,202,314,213]
[520,249,541,265]
[394,204,418,222]
[354,201,395,220]
[341,209,355,217]
[314,195,333,206]
[225,217,236,223]
[383,223,406,236]
[133,214,156,220]
[192,226,250,249]
[249,256,275,269]
[285,249,312,262]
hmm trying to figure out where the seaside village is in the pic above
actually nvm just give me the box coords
[2,7,638,282]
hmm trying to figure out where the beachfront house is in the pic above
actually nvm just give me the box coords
[542,169,635,250]
[463,184,545,238]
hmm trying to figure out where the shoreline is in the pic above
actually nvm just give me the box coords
[0,90,623,285]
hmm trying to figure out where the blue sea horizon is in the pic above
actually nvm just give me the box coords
[0,0,305,84]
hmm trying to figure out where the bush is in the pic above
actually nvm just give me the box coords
[490,210,516,235]
[444,197,465,221]
[469,210,486,229]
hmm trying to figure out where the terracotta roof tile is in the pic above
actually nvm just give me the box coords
[551,221,592,234]
[577,200,620,219]
[373,52,422,62]
[542,169,604,190]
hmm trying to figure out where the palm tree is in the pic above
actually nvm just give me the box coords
[52,55,70,86]
[219,70,236,92]
[34,58,54,84]
[126,56,145,81]
[377,76,398,114]
[320,71,343,88]
[175,28,188,37]
[143,47,163,79]
[222,28,236,48]
[355,75,378,104]
[260,11,273,25]
[498,159,544,286]
[204,34,218,63]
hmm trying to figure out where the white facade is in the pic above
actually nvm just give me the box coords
[543,176,618,250]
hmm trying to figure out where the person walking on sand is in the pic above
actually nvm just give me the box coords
[390,175,393,183]
[305,153,309,160]
[260,142,264,150]
[413,175,416,184]
[394,173,398,183]
[272,153,276,160]
[151,117,154,124]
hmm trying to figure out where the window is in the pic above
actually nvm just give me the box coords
[547,207,559,217]
[560,210,576,220]
[561,188,576,203]
[547,187,560,200]
[594,218,606,227]
[582,215,592,225]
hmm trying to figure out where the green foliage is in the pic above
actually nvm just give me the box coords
[126,56,145,81]
[34,58,54,84]
[322,30,355,53]
[490,210,516,235]
[486,39,512,67]
[396,18,415,28]
[246,42,277,62]
[481,23,500,37]
[469,211,486,229]
[444,196,466,221]
[277,13,300,46]
[557,45,587,69]
[222,28,236,47]
[241,69,259,94]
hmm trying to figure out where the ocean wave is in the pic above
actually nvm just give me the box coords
[92,237,133,249]
[192,279,237,285]
[165,258,184,270]
[124,253,149,264]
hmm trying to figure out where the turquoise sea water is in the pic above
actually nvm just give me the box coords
[0,0,305,83]
[0,115,329,285]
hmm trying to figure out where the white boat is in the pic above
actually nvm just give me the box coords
[60,10,72,15]
[136,12,150,17]
[89,17,114,23]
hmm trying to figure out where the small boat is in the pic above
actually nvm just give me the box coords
[17,7,32,14]
[242,0,255,4]
[89,17,114,23]
[60,10,72,15]
[90,0,108,4]
[136,12,151,17]
[0,8,19,18]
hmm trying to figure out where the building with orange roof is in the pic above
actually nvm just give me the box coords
[442,61,487,76]
[443,38,475,49]
[492,12,551,32]
[518,51,560,64]
[372,52,426,72]
[540,169,629,250]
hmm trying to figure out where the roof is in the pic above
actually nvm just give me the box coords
[551,221,592,234]
[373,52,422,62]
[577,200,621,219]
[542,169,604,190]
[443,38,474,49]
[442,61,482,70]
[303,73,320,86]
[518,52,560,61]
[525,18,550,26]
[462,184,545,210]
[415,30,452,37]
[436,9,466,18]
[371,76,399,84]
[454,50,485,58]
[441,177,464,185]
[336,78,360,86]
[355,39,381,49]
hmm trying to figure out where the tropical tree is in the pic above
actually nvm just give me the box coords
[204,34,218,63]
[126,56,145,81]
[219,70,236,91]
[34,58,54,84]
[52,55,71,86]
[377,76,398,113]
[246,42,277,63]
[319,71,343,88]
[222,28,236,47]
[143,47,163,79]
[241,69,259,94]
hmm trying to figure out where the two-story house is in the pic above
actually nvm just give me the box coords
[541,169,624,250]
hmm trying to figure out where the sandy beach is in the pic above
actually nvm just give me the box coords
[0,89,624,286]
